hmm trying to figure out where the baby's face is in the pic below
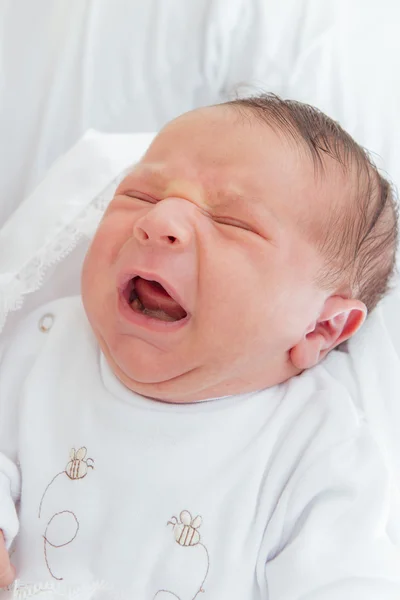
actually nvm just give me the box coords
[82,106,329,402]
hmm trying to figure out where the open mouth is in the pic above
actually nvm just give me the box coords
[123,276,188,323]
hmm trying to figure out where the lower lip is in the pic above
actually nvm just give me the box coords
[117,289,191,333]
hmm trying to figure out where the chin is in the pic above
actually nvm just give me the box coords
[117,359,175,386]
[101,339,206,402]
[103,337,185,386]
[109,355,194,402]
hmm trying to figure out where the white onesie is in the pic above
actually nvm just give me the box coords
[0,296,399,600]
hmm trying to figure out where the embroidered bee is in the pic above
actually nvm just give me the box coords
[168,510,202,547]
[65,447,94,480]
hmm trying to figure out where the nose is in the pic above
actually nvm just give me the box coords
[133,198,195,248]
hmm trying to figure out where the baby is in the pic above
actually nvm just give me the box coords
[0,94,399,599]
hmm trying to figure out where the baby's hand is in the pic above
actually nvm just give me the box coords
[0,531,15,588]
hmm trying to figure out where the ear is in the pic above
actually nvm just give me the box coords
[289,296,367,370]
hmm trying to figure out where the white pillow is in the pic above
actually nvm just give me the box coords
[0,0,244,225]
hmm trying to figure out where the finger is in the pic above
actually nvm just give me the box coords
[0,562,15,588]
[0,532,15,588]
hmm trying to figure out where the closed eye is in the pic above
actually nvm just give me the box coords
[214,216,256,234]
[123,193,260,235]
[124,192,158,203]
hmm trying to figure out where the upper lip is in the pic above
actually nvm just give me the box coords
[117,269,190,316]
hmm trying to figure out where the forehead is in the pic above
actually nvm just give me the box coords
[130,106,330,232]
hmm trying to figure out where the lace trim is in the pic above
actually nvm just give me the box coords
[0,175,122,334]
[3,580,123,600]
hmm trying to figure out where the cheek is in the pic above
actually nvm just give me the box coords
[200,236,306,355]
[197,245,276,343]
[81,221,126,313]
[86,211,134,266]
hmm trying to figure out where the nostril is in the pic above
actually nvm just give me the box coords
[136,228,149,241]
[167,235,176,243]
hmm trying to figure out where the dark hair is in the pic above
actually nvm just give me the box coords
[226,93,399,314]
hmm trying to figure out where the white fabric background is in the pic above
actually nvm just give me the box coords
[1,0,400,227]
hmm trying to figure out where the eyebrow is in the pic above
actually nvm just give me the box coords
[213,189,282,225]
[130,164,282,228]
[130,164,172,187]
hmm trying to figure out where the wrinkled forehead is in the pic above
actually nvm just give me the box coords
[127,106,337,233]
[139,107,303,192]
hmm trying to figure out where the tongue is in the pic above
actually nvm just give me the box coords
[134,277,187,320]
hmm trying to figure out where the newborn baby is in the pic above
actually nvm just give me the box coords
[0,94,399,599]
